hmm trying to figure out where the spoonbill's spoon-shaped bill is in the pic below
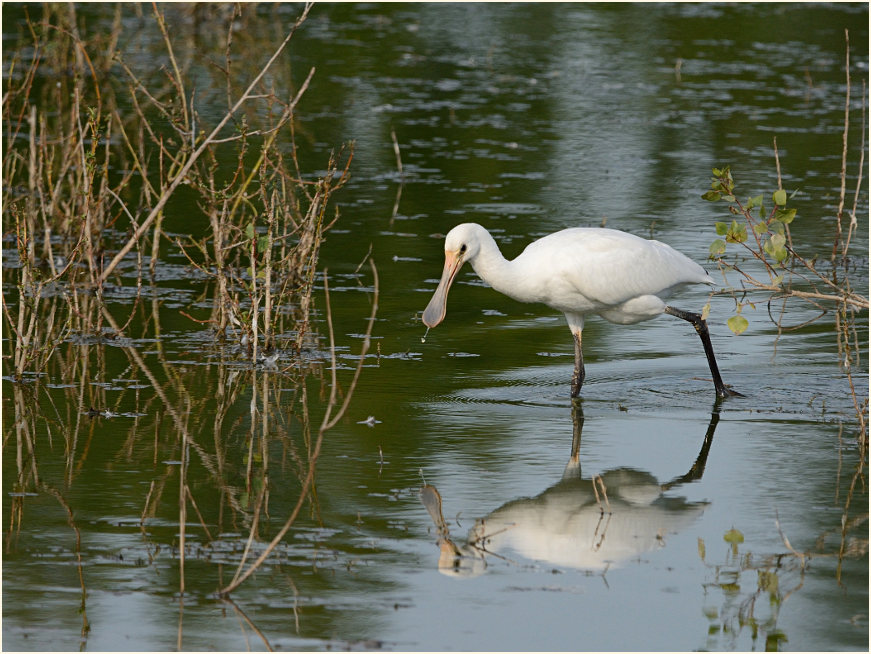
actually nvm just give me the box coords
[422,223,740,399]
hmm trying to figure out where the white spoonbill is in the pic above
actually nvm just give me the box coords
[422,223,740,398]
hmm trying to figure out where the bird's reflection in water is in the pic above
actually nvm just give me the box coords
[421,405,719,577]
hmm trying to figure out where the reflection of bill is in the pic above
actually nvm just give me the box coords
[421,407,718,577]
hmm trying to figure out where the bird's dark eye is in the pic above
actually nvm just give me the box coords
[459,244,467,254]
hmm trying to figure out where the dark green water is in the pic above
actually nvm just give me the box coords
[3,3,868,651]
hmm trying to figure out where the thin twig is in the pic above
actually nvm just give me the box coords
[844,78,865,262]
[832,28,851,267]
[390,126,403,176]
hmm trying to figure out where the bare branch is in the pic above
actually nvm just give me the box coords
[99,3,314,283]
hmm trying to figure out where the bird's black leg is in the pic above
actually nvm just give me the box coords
[570,329,585,398]
[664,306,743,398]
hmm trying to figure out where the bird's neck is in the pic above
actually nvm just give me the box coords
[469,235,530,303]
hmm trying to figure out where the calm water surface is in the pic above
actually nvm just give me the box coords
[2,3,868,651]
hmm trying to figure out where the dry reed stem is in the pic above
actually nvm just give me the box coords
[390,126,403,176]
[844,78,865,261]
[833,28,851,266]
[99,2,314,284]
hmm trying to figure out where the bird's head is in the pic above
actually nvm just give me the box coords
[422,223,485,328]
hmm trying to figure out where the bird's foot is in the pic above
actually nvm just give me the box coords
[716,385,745,399]
[570,379,584,398]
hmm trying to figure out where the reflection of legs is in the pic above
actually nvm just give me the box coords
[661,411,719,490]
[563,403,584,480]
[664,306,742,398]
[570,328,585,398]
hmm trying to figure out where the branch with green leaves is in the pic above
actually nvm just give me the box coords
[703,165,867,335]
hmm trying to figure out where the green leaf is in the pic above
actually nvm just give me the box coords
[715,222,729,235]
[772,189,787,206]
[727,315,749,335]
[746,194,764,210]
[769,233,786,249]
[763,233,788,262]
[702,190,721,202]
[725,220,747,243]
[712,167,723,177]
[775,207,796,224]
[245,222,256,240]
[754,222,769,234]
[722,194,736,202]
[709,239,726,257]
[257,235,271,253]
[724,527,745,544]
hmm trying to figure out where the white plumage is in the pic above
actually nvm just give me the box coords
[422,223,739,398]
